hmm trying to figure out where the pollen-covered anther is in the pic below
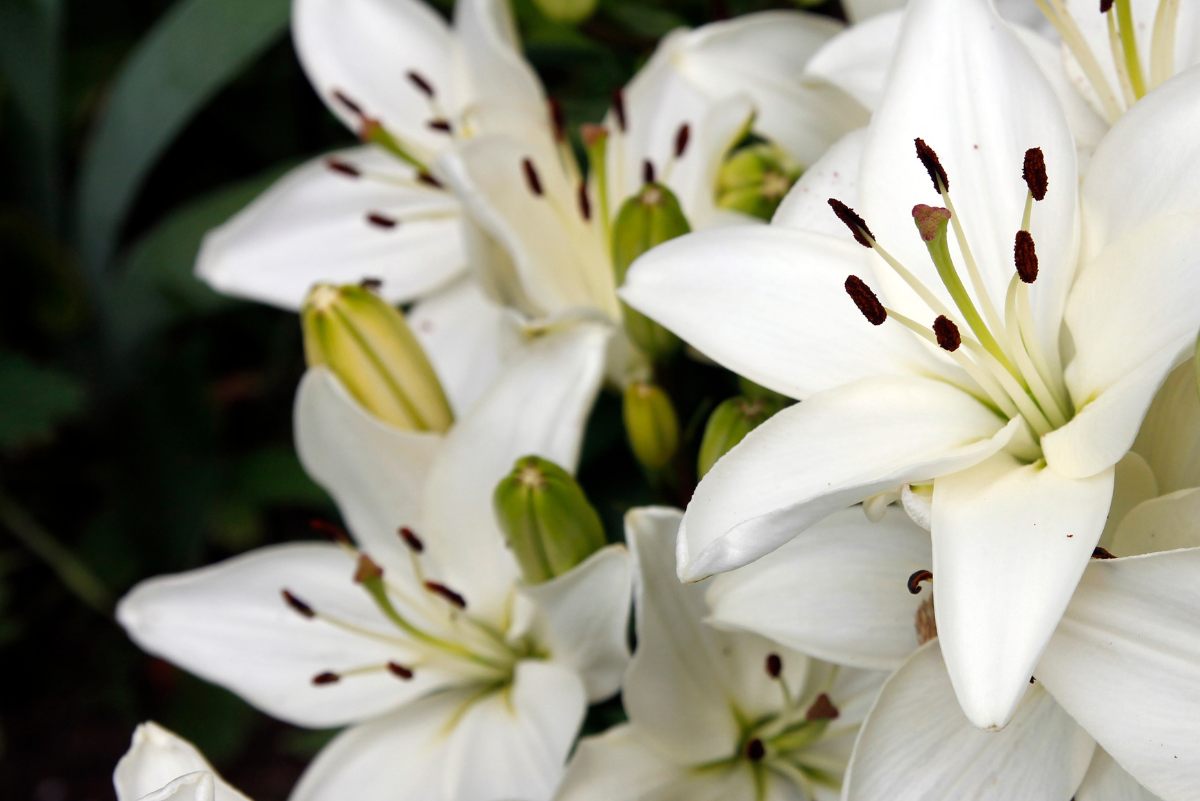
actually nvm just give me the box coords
[425,581,467,609]
[1100,0,1113,12]
[642,159,656,185]
[387,661,415,680]
[805,693,840,721]
[398,526,424,553]
[282,589,315,619]
[674,124,690,159]
[1014,230,1039,283]
[312,671,340,685]
[1022,148,1048,200]
[417,171,444,189]
[333,90,364,116]
[912,204,951,242]
[522,158,543,197]
[828,198,874,248]
[427,119,452,134]
[933,315,961,352]
[549,98,566,142]
[310,518,352,546]
[1092,546,1116,559]
[844,275,887,326]
[360,277,383,291]
[354,554,384,584]
[745,739,766,761]
[907,569,933,594]
[611,88,627,132]
[326,158,360,178]
[577,183,592,221]
[367,212,398,229]
[914,137,950,191]
[765,653,782,679]
[406,71,435,98]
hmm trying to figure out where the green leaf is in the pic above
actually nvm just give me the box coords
[0,349,83,449]
[74,0,290,276]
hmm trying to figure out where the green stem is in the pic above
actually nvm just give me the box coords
[1115,0,1147,98]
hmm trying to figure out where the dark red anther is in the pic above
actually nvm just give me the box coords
[577,183,592,221]
[549,98,566,142]
[417,171,444,189]
[674,123,691,159]
[1014,230,1039,283]
[360,277,383,291]
[1022,148,1048,201]
[828,198,874,248]
[407,70,435,97]
[326,158,361,178]
[522,158,544,197]
[1092,546,1116,559]
[367,212,398,229]
[425,581,467,609]
[333,90,364,116]
[765,653,782,679]
[933,315,961,352]
[915,138,950,192]
[427,119,453,134]
[1100,0,1113,12]
[845,275,887,326]
[387,661,415,680]
[355,554,384,584]
[611,87,627,132]
[745,739,765,761]
[282,589,315,619]
[642,159,656,185]
[907,569,933,594]
[310,518,351,545]
[399,526,424,553]
[312,672,340,685]
[805,693,840,721]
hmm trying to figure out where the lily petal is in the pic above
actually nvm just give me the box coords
[519,545,632,703]
[1132,363,1200,495]
[1038,549,1200,801]
[677,375,1014,582]
[114,723,247,801]
[706,506,931,670]
[843,641,1094,801]
[195,147,463,310]
[931,452,1114,730]
[804,12,902,113]
[1075,748,1161,801]
[772,127,866,239]
[1110,488,1200,557]
[420,323,609,625]
[450,0,545,131]
[291,660,586,801]
[117,544,449,728]
[620,227,954,400]
[135,774,216,801]
[294,367,442,574]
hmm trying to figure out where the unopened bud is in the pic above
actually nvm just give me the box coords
[302,283,453,432]
[611,183,691,361]
[697,395,785,478]
[623,382,679,471]
[493,456,607,584]
[716,143,802,221]
[530,0,597,23]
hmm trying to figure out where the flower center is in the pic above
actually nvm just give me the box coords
[833,139,1075,453]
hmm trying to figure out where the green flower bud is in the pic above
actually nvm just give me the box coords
[612,183,691,362]
[716,143,803,221]
[697,395,785,478]
[302,283,453,432]
[623,382,679,471]
[493,456,607,584]
[530,0,598,24]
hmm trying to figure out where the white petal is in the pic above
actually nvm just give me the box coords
[859,0,1078,351]
[557,724,688,801]
[843,641,1094,801]
[117,544,449,728]
[1075,748,1162,801]
[519,545,632,702]
[619,226,954,400]
[842,0,903,22]
[1038,548,1200,800]
[772,127,866,239]
[195,147,464,310]
[706,506,931,670]
[931,452,1114,730]
[450,0,545,132]
[114,723,248,801]
[1100,452,1159,548]
[420,323,610,625]
[804,12,902,113]
[677,375,1014,582]
[1110,488,1200,557]
[292,0,453,157]
[1015,28,1108,163]
[293,367,442,574]
[408,277,523,417]
[135,774,216,801]
[1132,362,1200,495]
[291,661,586,801]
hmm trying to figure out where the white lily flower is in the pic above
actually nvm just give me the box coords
[620,0,1200,732]
[117,324,634,801]
[555,507,887,801]
[113,722,249,801]
[194,0,547,310]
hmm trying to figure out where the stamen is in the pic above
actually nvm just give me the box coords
[577,183,592,221]
[1014,231,1038,283]
[907,569,933,594]
[1100,0,1112,11]
[427,119,452,134]
[933,315,961,352]
[1035,0,1124,122]
[1106,7,1139,107]
[387,661,415,680]
[1092,546,1116,559]
[360,277,383,291]
[354,554,384,584]
[333,90,364,116]
[310,518,352,546]
[425,581,467,609]
[804,693,839,721]
[765,653,783,679]
[1022,149,1048,201]
[642,160,656,185]
[914,138,949,192]
[1003,277,1068,427]
[282,589,316,618]
[1114,0,1147,98]
[522,158,544,197]
[674,124,690,159]
[326,158,361,178]
[312,671,340,685]
[398,526,424,553]
[1150,0,1181,88]
[611,88,627,133]
[828,199,874,248]
[845,276,887,326]
[417,171,444,189]
[407,71,436,98]
[366,212,398,229]
[549,98,566,142]
[745,739,766,761]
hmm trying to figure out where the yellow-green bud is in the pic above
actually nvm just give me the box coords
[493,456,607,584]
[611,183,691,362]
[302,283,453,432]
[623,382,679,471]
[716,143,803,221]
[530,0,597,24]
[697,395,785,478]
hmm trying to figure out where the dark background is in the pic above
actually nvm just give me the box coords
[0,0,840,797]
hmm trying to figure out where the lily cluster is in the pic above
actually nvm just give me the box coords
[111,0,1200,799]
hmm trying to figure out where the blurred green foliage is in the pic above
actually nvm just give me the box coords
[0,0,839,796]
